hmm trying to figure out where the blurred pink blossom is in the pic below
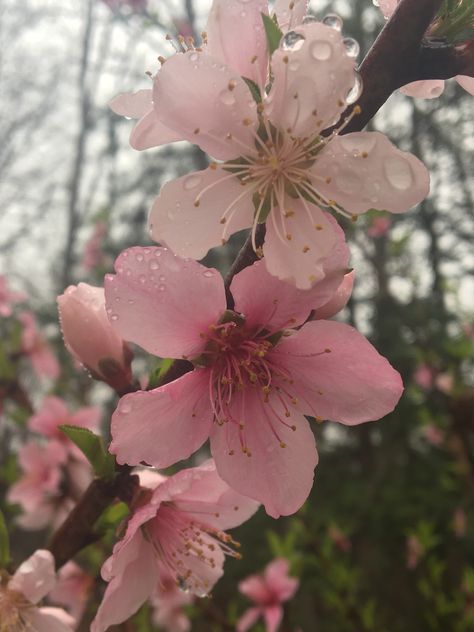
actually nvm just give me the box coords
[367,216,391,238]
[0,275,25,317]
[435,372,453,395]
[82,221,107,272]
[328,525,352,552]
[91,459,259,632]
[0,550,75,631]
[422,424,445,447]
[414,363,434,390]
[19,311,60,380]
[406,535,424,569]
[453,508,467,538]
[48,562,94,623]
[237,558,299,632]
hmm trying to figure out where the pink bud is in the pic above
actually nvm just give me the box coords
[57,283,132,391]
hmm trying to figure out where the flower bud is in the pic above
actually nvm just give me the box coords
[57,283,133,392]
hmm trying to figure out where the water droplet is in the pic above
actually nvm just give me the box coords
[310,40,332,61]
[114,296,121,302]
[105,274,114,282]
[149,260,160,270]
[203,269,214,278]
[159,275,166,282]
[335,170,361,194]
[106,307,112,314]
[122,251,129,258]
[120,402,132,414]
[322,13,343,31]
[219,90,236,106]
[143,247,151,254]
[281,31,305,51]
[384,156,414,190]
[340,134,377,154]
[188,52,199,63]
[111,313,119,321]
[125,269,132,277]
[139,274,147,283]
[343,37,360,58]
[302,15,318,24]
[154,250,162,257]
[183,174,202,190]
[135,253,144,262]
[158,284,166,292]
[372,0,380,7]
[345,72,363,104]
[128,299,134,305]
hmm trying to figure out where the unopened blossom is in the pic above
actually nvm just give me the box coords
[378,0,474,98]
[0,549,75,631]
[237,558,298,632]
[19,311,60,380]
[91,460,259,632]
[105,245,402,517]
[48,562,93,623]
[0,275,25,317]
[111,2,429,288]
[57,283,132,390]
[149,569,194,632]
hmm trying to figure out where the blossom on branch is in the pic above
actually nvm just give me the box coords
[104,245,402,517]
[110,2,429,288]
[237,558,299,632]
[91,459,258,632]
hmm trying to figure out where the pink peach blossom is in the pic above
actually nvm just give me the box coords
[414,363,434,390]
[377,0,474,98]
[149,569,194,632]
[91,459,259,632]
[367,216,391,238]
[19,311,60,380]
[313,270,354,320]
[57,283,132,390]
[0,275,25,317]
[237,558,299,632]
[435,372,453,394]
[406,535,424,569]
[82,221,107,271]
[111,6,429,288]
[0,550,75,631]
[48,562,93,623]
[105,245,403,517]
[422,424,445,447]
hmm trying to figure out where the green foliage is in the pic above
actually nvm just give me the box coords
[0,509,10,567]
[261,13,283,55]
[59,425,115,479]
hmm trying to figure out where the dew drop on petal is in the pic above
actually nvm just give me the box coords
[183,174,203,190]
[120,401,132,414]
[203,269,214,278]
[281,31,305,51]
[310,40,332,61]
[219,90,236,106]
[188,52,199,63]
[302,15,318,24]
[149,260,160,270]
[383,156,414,190]
[345,72,363,104]
[343,37,360,58]
[111,314,119,321]
[139,274,147,283]
[135,253,144,262]
[322,13,343,30]
[158,284,166,292]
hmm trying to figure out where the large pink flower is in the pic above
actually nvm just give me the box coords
[91,459,259,632]
[0,550,75,631]
[237,558,299,632]
[105,245,403,517]
[110,3,429,288]
[378,0,474,98]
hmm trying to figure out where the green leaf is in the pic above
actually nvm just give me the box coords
[59,425,115,479]
[242,77,262,103]
[95,501,130,533]
[148,357,174,389]
[262,13,283,55]
[0,509,10,567]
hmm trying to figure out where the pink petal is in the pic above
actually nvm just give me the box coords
[265,559,299,601]
[206,0,269,87]
[70,406,101,432]
[267,22,356,137]
[239,575,271,603]
[130,109,182,150]
[91,531,158,632]
[264,604,284,632]
[149,167,254,260]
[109,89,153,119]
[31,346,60,380]
[110,369,213,468]
[263,201,340,289]
[273,320,404,424]
[313,270,354,320]
[400,80,445,99]
[28,396,69,438]
[274,0,308,30]
[210,390,318,518]
[237,607,262,632]
[153,51,258,160]
[105,247,226,359]
[314,131,430,214]
[162,459,259,530]
[231,245,349,332]
[378,0,397,17]
[29,609,75,632]
[10,550,56,604]
[456,75,474,95]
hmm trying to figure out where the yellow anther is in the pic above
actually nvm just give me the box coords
[325,176,332,184]
[228,450,235,456]
[324,348,331,353]
[283,55,289,64]
[315,224,323,230]
[362,151,368,158]
[194,199,200,207]
[228,79,236,91]
[242,118,253,126]
[351,214,358,222]
[158,55,166,64]
[251,55,258,63]
[194,127,200,134]
[302,245,310,253]
[286,233,292,241]
[209,162,217,170]
[353,105,362,114]
[280,442,287,448]
[220,217,227,224]
[308,274,316,282]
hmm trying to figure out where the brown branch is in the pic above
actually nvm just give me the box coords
[224,225,265,309]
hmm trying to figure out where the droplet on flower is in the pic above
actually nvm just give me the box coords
[345,72,363,104]
[188,52,199,63]
[139,274,147,284]
[183,174,202,190]
[149,260,160,270]
[135,253,144,262]
[203,270,214,278]
[120,401,132,414]
[281,31,305,51]
[322,13,343,31]
[302,15,318,24]
[383,156,414,190]
[219,90,236,106]
[111,314,119,321]
[158,284,166,292]
[310,40,333,61]
[343,37,360,58]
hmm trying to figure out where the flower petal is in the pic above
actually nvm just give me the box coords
[210,390,318,518]
[29,608,75,632]
[263,201,341,289]
[314,131,430,214]
[105,246,226,359]
[206,0,269,87]
[264,604,284,632]
[266,22,356,137]
[237,607,262,632]
[274,0,308,30]
[110,370,213,468]
[400,80,445,99]
[153,51,258,160]
[313,270,354,320]
[10,550,56,604]
[456,75,474,96]
[130,109,182,150]
[109,89,153,119]
[231,232,349,331]
[264,559,299,601]
[273,320,404,424]
[149,166,254,260]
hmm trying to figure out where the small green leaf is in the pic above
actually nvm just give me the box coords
[59,425,115,479]
[262,13,283,55]
[0,509,10,567]
[242,77,262,103]
[95,501,130,534]
[148,357,174,389]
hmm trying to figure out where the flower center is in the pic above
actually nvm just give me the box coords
[0,587,33,632]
